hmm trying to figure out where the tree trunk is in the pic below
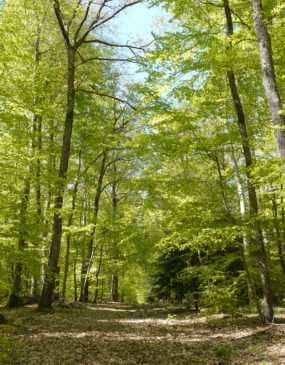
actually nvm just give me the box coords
[61,153,81,300]
[120,265,125,303]
[73,248,78,302]
[7,179,30,308]
[110,272,119,302]
[224,0,274,323]
[272,193,285,273]
[81,153,106,302]
[30,111,42,301]
[31,112,43,300]
[110,165,119,302]
[214,153,231,216]
[39,48,76,309]
[93,244,104,303]
[100,276,105,302]
[232,155,261,314]
[30,27,43,301]
[251,0,285,165]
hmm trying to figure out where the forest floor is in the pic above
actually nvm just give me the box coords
[1,303,285,365]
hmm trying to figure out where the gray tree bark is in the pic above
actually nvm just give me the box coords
[224,0,274,323]
[251,0,285,165]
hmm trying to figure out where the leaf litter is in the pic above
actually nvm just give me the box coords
[1,304,285,364]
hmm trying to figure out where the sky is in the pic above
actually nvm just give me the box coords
[112,2,168,81]
[119,2,166,43]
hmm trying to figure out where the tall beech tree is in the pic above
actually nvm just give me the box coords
[39,0,140,309]
[223,0,273,323]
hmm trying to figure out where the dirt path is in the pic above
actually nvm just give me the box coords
[1,304,285,364]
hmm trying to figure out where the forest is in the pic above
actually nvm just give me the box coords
[1,0,285,364]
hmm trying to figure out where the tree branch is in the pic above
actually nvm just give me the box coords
[91,0,141,31]
[76,0,109,45]
[54,0,70,47]
[77,89,136,110]
[82,151,105,175]
[67,0,83,31]
[104,157,125,171]
[83,38,148,51]
[230,8,251,30]
[74,0,96,43]
[76,56,137,66]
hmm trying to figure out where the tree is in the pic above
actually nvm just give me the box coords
[39,0,141,309]
[224,0,273,323]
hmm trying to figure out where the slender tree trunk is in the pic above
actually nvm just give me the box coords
[251,0,285,165]
[100,276,104,302]
[214,154,232,216]
[215,147,258,309]
[272,193,285,273]
[41,122,57,284]
[79,204,87,301]
[54,267,60,301]
[81,153,106,302]
[41,188,52,286]
[31,112,43,300]
[61,231,71,300]
[224,0,274,323]
[111,271,119,302]
[280,186,285,238]
[230,147,262,315]
[110,167,119,302]
[120,265,125,303]
[93,243,104,303]
[7,179,30,308]
[29,27,43,301]
[39,48,76,309]
[74,248,78,301]
[61,153,81,300]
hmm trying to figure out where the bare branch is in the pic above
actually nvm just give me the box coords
[74,0,96,43]
[105,157,126,171]
[82,151,105,175]
[54,0,70,47]
[94,0,141,29]
[76,56,137,66]
[113,109,125,127]
[77,88,136,110]
[76,50,84,62]
[76,0,109,45]
[230,8,251,30]
[115,119,129,133]
[101,181,113,192]
[67,0,83,31]
[83,38,147,51]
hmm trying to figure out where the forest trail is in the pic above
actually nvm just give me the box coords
[1,304,285,365]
